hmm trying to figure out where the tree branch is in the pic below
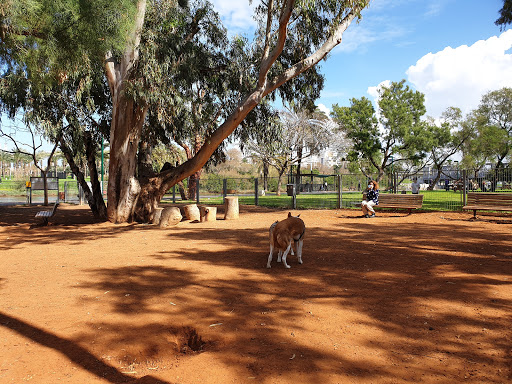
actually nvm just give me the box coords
[263,6,361,97]
[258,0,294,88]
[156,1,368,193]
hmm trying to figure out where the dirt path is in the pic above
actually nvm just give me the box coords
[0,204,511,383]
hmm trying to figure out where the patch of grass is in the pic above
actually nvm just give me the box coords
[182,190,468,212]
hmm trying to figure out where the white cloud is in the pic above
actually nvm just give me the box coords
[317,104,331,117]
[369,0,413,11]
[367,80,391,101]
[335,18,408,54]
[319,90,346,99]
[406,30,512,118]
[209,0,257,33]
[424,1,444,18]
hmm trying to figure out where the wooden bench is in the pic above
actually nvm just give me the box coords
[35,201,59,225]
[373,193,424,215]
[462,192,512,218]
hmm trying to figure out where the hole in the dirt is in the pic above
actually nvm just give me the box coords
[177,327,206,354]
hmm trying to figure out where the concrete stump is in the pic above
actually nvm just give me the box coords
[184,204,200,221]
[224,196,239,220]
[152,207,164,224]
[200,206,217,222]
[159,207,182,228]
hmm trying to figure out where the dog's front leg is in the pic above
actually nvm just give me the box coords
[277,250,283,262]
[281,243,292,268]
[267,246,274,268]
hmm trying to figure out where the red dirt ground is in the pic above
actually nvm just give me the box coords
[0,203,511,384]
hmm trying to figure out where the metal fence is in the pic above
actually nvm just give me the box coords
[173,166,511,212]
[2,166,510,212]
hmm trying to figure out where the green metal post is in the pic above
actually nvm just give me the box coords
[101,138,104,195]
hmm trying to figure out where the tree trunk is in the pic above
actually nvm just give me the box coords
[133,175,166,223]
[276,166,287,196]
[428,165,443,191]
[42,172,49,206]
[177,181,188,200]
[107,95,147,223]
[187,169,203,200]
[59,136,107,220]
[137,140,156,179]
[262,161,269,191]
[85,132,108,219]
[104,0,147,223]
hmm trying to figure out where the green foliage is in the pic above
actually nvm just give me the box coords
[332,96,380,163]
[202,172,223,193]
[464,87,512,168]
[151,143,184,172]
[2,0,373,221]
[332,80,430,178]
[1,0,138,88]
[378,80,428,162]
[423,107,472,172]
[496,0,512,29]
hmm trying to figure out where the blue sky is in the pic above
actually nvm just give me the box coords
[2,0,510,152]
[212,0,511,118]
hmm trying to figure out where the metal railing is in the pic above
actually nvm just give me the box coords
[2,167,510,212]
[168,167,511,211]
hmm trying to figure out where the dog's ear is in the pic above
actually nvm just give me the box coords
[288,212,292,217]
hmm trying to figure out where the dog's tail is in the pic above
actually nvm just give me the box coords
[269,221,278,238]
[294,227,305,243]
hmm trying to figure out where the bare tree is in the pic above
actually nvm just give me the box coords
[0,122,59,205]
[246,109,340,195]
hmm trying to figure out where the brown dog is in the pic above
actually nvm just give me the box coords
[267,212,305,268]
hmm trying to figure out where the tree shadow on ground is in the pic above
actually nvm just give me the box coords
[72,216,512,382]
[0,312,171,384]
[2,206,511,382]
[0,204,152,251]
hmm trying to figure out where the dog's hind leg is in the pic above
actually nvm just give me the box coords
[281,243,292,269]
[296,239,303,264]
[267,246,274,268]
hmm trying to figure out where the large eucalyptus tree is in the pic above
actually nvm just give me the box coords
[1,0,371,223]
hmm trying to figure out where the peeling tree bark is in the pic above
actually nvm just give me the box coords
[104,0,148,223]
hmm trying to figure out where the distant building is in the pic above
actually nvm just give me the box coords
[301,148,349,172]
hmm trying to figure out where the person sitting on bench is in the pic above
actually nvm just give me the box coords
[361,180,379,218]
